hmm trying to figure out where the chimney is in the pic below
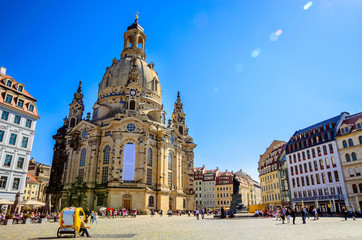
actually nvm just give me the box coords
[0,66,6,76]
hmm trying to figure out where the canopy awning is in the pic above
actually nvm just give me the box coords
[20,200,46,206]
[0,198,14,205]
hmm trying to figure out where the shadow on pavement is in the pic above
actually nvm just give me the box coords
[29,234,136,239]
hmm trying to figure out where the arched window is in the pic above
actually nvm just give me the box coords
[168,153,173,170]
[357,123,362,129]
[343,140,347,148]
[346,154,351,162]
[352,184,358,193]
[103,145,111,164]
[80,148,86,166]
[348,139,354,147]
[359,184,362,193]
[105,76,110,87]
[70,118,76,128]
[352,152,357,161]
[148,196,154,207]
[349,168,354,177]
[359,136,362,144]
[356,168,361,176]
[147,148,152,167]
[129,100,136,110]
[123,143,136,181]
[179,126,183,135]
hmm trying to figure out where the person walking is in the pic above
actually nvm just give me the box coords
[313,207,319,220]
[351,207,356,221]
[291,208,296,225]
[343,207,348,221]
[286,208,291,223]
[304,208,309,220]
[92,211,98,224]
[301,208,306,224]
[187,211,191,217]
[281,210,285,224]
[159,210,163,217]
[151,209,154,217]
[200,208,204,219]
[196,209,200,220]
[79,220,91,237]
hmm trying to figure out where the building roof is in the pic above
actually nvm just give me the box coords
[293,114,342,136]
[26,173,39,183]
[0,74,36,101]
[336,112,362,136]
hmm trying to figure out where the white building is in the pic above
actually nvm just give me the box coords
[0,67,39,201]
[286,113,349,213]
[201,168,219,209]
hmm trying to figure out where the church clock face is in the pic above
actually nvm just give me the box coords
[178,117,182,122]
[130,89,136,96]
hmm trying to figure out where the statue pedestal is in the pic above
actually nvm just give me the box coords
[230,194,242,212]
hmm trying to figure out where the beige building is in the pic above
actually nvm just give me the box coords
[259,140,286,210]
[235,169,262,207]
[216,171,233,210]
[335,112,362,211]
[27,159,51,202]
[49,16,196,213]
[23,173,39,200]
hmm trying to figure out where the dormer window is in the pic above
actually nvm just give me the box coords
[357,123,361,129]
[28,104,34,112]
[6,80,12,88]
[17,99,24,108]
[5,94,13,104]
[18,85,23,92]
[345,127,348,133]
[341,128,345,134]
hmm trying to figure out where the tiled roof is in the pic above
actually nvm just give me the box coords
[26,173,39,183]
[336,112,362,136]
[0,74,36,100]
[293,114,342,136]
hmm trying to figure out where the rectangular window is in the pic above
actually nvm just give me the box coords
[310,175,315,185]
[1,111,9,120]
[147,168,152,186]
[325,158,330,168]
[9,133,17,145]
[323,145,327,155]
[17,99,24,108]
[304,163,308,173]
[297,178,300,187]
[318,188,323,196]
[327,172,333,183]
[298,153,301,161]
[0,176,8,189]
[0,130,4,142]
[101,167,108,184]
[321,172,326,184]
[301,176,305,186]
[5,94,13,104]
[28,104,34,112]
[25,119,32,128]
[292,178,295,188]
[14,115,21,124]
[307,150,311,159]
[330,187,335,195]
[302,151,306,160]
[309,162,313,172]
[331,156,336,167]
[21,137,28,148]
[312,148,316,157]
[3,154,12,167]
[306,175,310,186]
[16,157,24,169]
[317,147,321,156]
[299,164,303,174]
[329,144,334,153]
[293,154,296,163]
[337,186,342,194]
[314,160,318,171]
[295,165,298,175]
[78,169,85,183]
[316,174,321,184]
[97,195,105,206]
[6,81,12,87]
[313,189,317,196]
[308,190,312,197]
[334,171,340,182]
[324,188,329,195]
[12,177,20,190]
[319,159,324,169]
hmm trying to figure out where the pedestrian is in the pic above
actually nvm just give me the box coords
[92,211,98,224]
[200,208,204,219]
[187,210,191,217]
[291,208,296,225]
[281,210,285,224]
[351,207,356,221]
[159,210,163,217]
[301,208,306,224]
[304,207,309,219]
[221,207,225,219]
[79,219,91,237]
[286,208,291,223]
[313,207,318,220]
[151,209,154,217]
[90,211,94,224]
[196,209,199,220]
[343,207,348,221]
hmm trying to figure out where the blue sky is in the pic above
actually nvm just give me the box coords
[1,0,362,181]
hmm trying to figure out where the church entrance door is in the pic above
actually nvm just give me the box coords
[124,199,131,210]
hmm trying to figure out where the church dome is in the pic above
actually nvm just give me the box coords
[98,57,161,100]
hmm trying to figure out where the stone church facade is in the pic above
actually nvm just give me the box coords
[48,17,196,213]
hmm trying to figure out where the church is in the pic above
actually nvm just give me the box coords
[48,16,196,213]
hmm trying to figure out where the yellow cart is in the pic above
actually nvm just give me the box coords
[57,207,86,238]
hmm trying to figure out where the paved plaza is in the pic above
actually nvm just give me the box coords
[0,215,362,240]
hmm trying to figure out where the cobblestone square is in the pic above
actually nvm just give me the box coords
[1,216,362,240]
